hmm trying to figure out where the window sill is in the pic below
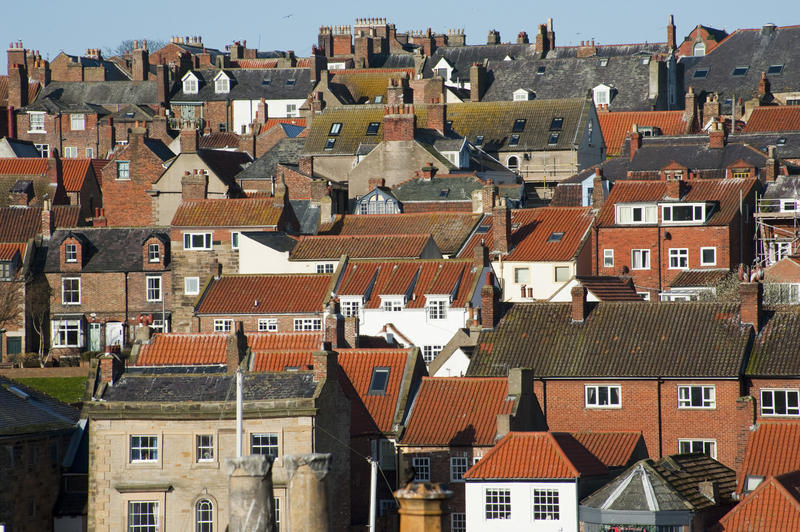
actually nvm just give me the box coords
[585,405,622,409]
[678,406,716,410]
[27,130,46,134]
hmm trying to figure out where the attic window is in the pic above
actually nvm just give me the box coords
[768,64,784,75]
[286,79,296,86]
[439,189,449,198]
[366,122,380,135]
[550,117,564,131]
[183,78,198,94]
[215,77,230,93]
[732,66,749,76]
[536,66,545,75]
[509,134,520,146]
[547,232,564,242]
[599,58,608,67]
[548,133,560,145]
[125,112,135,118]
[374,95,384,103]
[474,135,485,146]
[329,123,342,136]
[778,137,787,145]
[693,68,709,79]
[262,79,272,86]
[641,57,651,65]
[368,367,390,395]
[512,119,526,132]
[324,138,336,150]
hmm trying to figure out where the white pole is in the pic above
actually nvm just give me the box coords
[368,457,377,531]
[236,369,243,458]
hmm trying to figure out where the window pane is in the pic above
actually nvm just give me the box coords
[610,386,619,405]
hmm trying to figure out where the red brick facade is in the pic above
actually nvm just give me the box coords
[195,312,324,334]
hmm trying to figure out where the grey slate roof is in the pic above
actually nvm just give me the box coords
[392,174,484,202]
[235,137,306,181]
[627,136,767,175]
[423,43,541,82]
[0,377,79,437]
[44,228,170,273]
[730,132,800,160]
[482,55,662,111]
[680,25,800,109]
[26,81,159,110]
[289,200,321,235]
[101,372,316,402]
[196,149,253,183]
[466,302,751,378]
[171,68,313,101]
[762,175,800,200]
[747,310,800,376]
[144,138,176,162]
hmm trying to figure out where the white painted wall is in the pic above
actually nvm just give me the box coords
[465,480,578,532]
[494,260,576,302]
[358,305,468,352]
[232,98,306,133]
[431,347,470,377]
[548,278,601,303]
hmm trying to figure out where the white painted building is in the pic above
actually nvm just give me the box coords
[465,480,579,531]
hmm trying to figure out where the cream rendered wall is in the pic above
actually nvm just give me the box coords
[358,306,468,351]
[465,480,578,532]
[494,260,576,302]
[151,154,231,225]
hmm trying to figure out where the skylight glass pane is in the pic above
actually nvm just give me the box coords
[475,135,484,146]
[550,117,563,131]
[324,138,336,150]
[512,119,526,132]
[548,133,560,145]
[366,122,380,135]
[536,66,545,74]
[509,134,520,146]
[732,66,749,76]
[369,368,390,394]
[547,232,564,242]
[768,64,784,75]
[693,68,709,79]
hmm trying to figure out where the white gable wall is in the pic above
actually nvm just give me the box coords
[465,480,578,531]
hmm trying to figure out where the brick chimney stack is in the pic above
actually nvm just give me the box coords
[766,145,779,182]
[469,63,487,102]
[132,40,149,81]
[703,93,720,124]
[155,64,168,108]
[474,239,489,270]
[309,45,328,83]
[420,162,437,180]
[667,15,676,50]
[487,29,500,45]
[383,104,415,142]
[740,282,762,331]
[8,63,27,109]
[665,178,685,200]
[180,124,198,153]
[181,169,207,200]
[758,71,771,98]
[683,86,696,123]
[492,196,511,254]
[312,349,338,383]
[571,285,588,322]
[517,31,529,44]
[709,119,726,149]
[629,124,642,161]
[226,321,246,374]
[256,98,268,125]
[481,180,497,213]
[480,272,499,329]
[592,168,606,209]
[546,18,555,50]
[427,98,445,135]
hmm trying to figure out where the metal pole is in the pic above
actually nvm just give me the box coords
[236,369,243,458]
[368,457,377,531]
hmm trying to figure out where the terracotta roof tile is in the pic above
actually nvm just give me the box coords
[598,111,690,156]
[569,431,644,468]
[669,269,730,288]
[233,59,279,69]
[135,333,229,366]
[0,242,25,261]
[197,274,331,315]
[575,277,643,301]
[401,377,515,446]
[257,118,307,135]
[0,207,41,242]
[52,205,81,228]
[290,234,435,260]
[0,158,48,176]
[199,132,241,150]
[171,197,284,227]
[743,106,800,133]
[61,159,92,191]
[464,432,608,480]
[458,207,594,262]
[319,213,482,255]
[248,332,323,351]
[720,472,800,531]
[737,422,800,493]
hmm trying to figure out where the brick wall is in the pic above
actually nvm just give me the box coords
[196,313,324,334]
[203,101,230,133]
[255,125,289,156]
[276,164,312,200]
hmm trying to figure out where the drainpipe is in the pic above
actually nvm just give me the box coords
[657,377,664,458]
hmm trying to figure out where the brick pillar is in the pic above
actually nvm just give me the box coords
[285,454,332,532]
[740,282,762,331]
[571,285,587,322]
[394,482,453,532]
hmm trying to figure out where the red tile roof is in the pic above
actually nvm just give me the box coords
[196,274,332,315]
[719,471,800,531]
[61,159,91,191]
[171,198,284,227]
[569,431,643,468]
[232,59,279,69]
[135,333,229,366]
[598,111,690,156]
[575,277,643,302]
[0,242,25,261]
[290,234,435,260]
[0,207,42,242]
[596,178,759,227]
[199,132,241,149]
[52,205,81,229]
[738,422,800,493]
[743,106,800,133]
[319,213,482,256]
[337,259,480,309]
[401,377,515,446]
[251,348,414,435]
[458,207,594,263]
[463,432,608,480]
[248,332,323,351]
[0,158,48,176]
[258,118,307,135]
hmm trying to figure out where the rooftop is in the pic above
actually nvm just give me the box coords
[171,197,284,227]
[196,274,332,315]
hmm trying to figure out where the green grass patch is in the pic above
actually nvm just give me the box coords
[12,377,87,404]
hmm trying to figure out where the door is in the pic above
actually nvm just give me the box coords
[88,323,102,352]
[105,322,124,348]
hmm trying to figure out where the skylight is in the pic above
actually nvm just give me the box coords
[693,68,709,79]
[512,119,526,132]
[550,117,564,131]
[374,95,384,103]
[768,64,784,75]
[368,367,390,395]
[536,65,546,75]
[366,122,380,135]
[547,232,564,242]
[439,189,449,198]
[262,79,272,86]
[732,66,749,76]
[324,138,336,150]
[548,133,560,145]
[329,123,342,136]
[509,134,520,146]
[286,79,296,86]
[474,135,485,146]
[599,58,608,67]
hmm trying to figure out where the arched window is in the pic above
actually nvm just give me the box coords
[507,156,519,171]
[693,42,706,56]
[196,499,213,532]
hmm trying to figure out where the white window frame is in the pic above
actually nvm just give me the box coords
[426,298,448,320]
[184,277,200,296]
[412,456,430,482]
[196,434,214,462]
[148,243,160,262]
[183,233,212,250]
[85,147,94,158]
[678,439,717,459]
[128,501,159,532]
[213,319,233,333]
[146,276,162,302]
[631,249,650,270]
[293,318,322,331]
[761,388,800,416]
[251,433,279,458]
[554,266,569,282]
[532,488,560,521]
[661,203,709,224]
[35,143,49,157]
[70,113,85,131]
[669,248,689,269]
[341,298,361,318]
[380,297,403,312]
[116,160,130,180]
[28,112,46,133]
[615,204,657,225]
[62,277,81,305]
[183,78,198,94]
[231,231,240,250]
[195,499,213,531]
[585,384,621,408]
[678,385,716,409]
[129,435,158,463]
[450,456,468,482]
[215,77,229,94]
[485,488,511,520]
[780,199,800,212]
[700,247,717,266]
[51,319,83,348]
[422,345,443,364]
[63,146,78,158]
[258,318,278,332]
[316,263,334,273]
[513,267,530,284]
[603,249,614,268]
[65,243,78,263]
[286,103,298,117]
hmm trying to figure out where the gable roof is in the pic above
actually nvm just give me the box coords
[0,207,43,242]
[598,111,692,155]
[391,174,484,203]
[0,376,79,436]
[234,138,307,181]
[464,431,608,480]
[319,212,482,256]
[743,106,800,132]
[746,309,800,376]
[737,422,800,494]
[467,302,751,378]
[570,431,645,468]
[719,471,800,531]
[171,197,284,227]
[27,81,158,111]
[328,69,415,104]
[248,332,323,351]
[290,234,436,261]
[400,377,514,446]
[135,333,230,366]
[61,159,92,191]
[196,274,332,315]
[573,277,643,302]
[43,228,169,273]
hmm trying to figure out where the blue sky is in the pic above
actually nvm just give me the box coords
[1,1,798,72]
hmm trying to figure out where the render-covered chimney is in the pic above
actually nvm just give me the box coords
[383,104,415,142]
[481,272,499,329]
[629,124,642,161]
[571,285,588,322]
[667,15,676,50]
[492,197,511,254]
[469,63,487,102]
[740,282,762,331]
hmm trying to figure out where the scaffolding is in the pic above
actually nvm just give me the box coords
[754,190,800,266]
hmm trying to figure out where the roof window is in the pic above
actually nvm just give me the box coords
[599,58,608,67]
[324,138,336,150]
[329,123,342,136]
[732,66,749,76]
[536,65,546,75]
[547,232,564,242]
[286,79,296,86]
[439,189,449,198]
[548,133,560,145]
[262,79,271,86]
[509,134,520,146]
[550,117,564,131]
[366,122,380,135]
[768,64,784,75]
[474,135,485,146]
[512,119,526,133]
[374,95,384,103]
[368,367,390,395]
[693,68,709,79]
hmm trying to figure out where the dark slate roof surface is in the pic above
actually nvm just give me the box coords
[747,310,800,376]
[27,81,158,110]
[44,228,170,273]
[628,137,766,173]
[171,68,313,101]
[235,138,306,181]
[240,231,297,253]
[0,377,79,436]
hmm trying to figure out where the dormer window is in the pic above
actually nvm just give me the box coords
[214,72,230,94]
[381,297,404,312]
[692,42,706,56]
[426,297,449,320]
[65,244,78,263]
[182,72,199,94]
[616,204,657,225]
[0,261,14,280]
[593,84,611,106]
[662,203,713,224]
[148,243,160,262]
